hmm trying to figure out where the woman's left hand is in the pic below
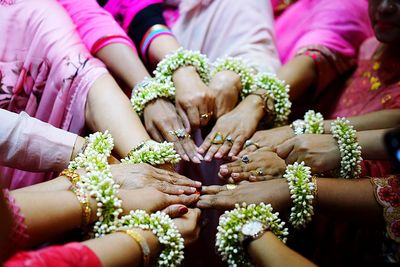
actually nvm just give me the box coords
[197,179,290,211]
[218,148,286,183]
[198,94,265,161]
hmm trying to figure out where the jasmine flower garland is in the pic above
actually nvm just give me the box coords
[122,140,181,166]
[216,203,289,267]
[292,110,324,135]
[68,131,122,237]
[284,162,315,229]
[253,73,291,126]
[131,78,175,117]
[330,118,362,178]
[212,57,255,98]
[154,47,211,85]
[116,210,184,267]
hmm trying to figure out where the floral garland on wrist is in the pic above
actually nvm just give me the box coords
[68,131,122,237]
[122,140,181,166]
[212,57,255,98]
[131,78,175,117]
[291,110,324,135]
[283,162,315,229]
[154,47,211,85]
[253,73,291,126]
[330,117,362,178]
[117,210,184,267]
[216,203,289,267]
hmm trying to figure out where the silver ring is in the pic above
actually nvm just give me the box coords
[169,128,190,139]
[244,140,253,147]
[226,136,233,143]
[256,168,264,176]
[241,155,250,164]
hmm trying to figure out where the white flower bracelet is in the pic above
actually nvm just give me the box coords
[291,110,324,135]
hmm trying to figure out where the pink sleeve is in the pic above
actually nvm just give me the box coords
[58,0,135,54]
[0,111,76,173]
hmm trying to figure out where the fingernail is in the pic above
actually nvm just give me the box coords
[215,153,222,159]
[197,148,204,154]
[193,157,201,164]
[179,206,188,214]
[249,177,257,182]
[183,155,190,161]
[189,187,197,193]
[232,173,239,178]
[178,189,185,194]
[195,191,201,195]
[205,156,211,161]
[228,153,233,157]
[196,153,204,160]
[195,181,202,187]
[220,165,227,169]
[219,169,228,175]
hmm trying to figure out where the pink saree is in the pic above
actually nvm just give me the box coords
[0,0,107,189]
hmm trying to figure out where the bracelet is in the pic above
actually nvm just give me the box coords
[283,162,316,229]
[212,57,255,98]
[312,176,318,201]
[70,185,92,232]
[330,117,362,178]
[216,203,289,266]
[122,140,181,166]
[253,73,291,126]
[117,228,150,267]
[60,169,81,185]
[131,78,175,117]
[290,110,324,135]
[140,24,174,63]
[117,210,185,267]
[154,47,211,85]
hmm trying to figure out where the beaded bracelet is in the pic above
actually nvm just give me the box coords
[117,210,185,267]
[116,228,150,267]
[154,47,211,85]
[253,73,291,126]
[212,57,255,98]
[70,185,92,232]
[131,78,175,117]
[283,162,316,229]
[60,169,81,185]
[291,110,324,135]
[330,117,362,178]
[216,203,289,267]
[122,140,181,166]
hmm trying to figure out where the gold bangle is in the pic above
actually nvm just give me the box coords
[70,185,91,232]
[117,229,150,267]
[60,169,81,186]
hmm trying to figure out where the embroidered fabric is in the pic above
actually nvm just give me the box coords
[2,189,29,256]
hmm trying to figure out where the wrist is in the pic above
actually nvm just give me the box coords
[71,136,86,160]
[242,94,266,119]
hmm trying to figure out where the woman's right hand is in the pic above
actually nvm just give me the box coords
[173,208,202,245]
[143,98,203,163]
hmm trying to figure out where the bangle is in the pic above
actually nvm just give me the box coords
[154,47,211,85]
[330,117,362,178]
[70,185,91,232]
[216,203,289,266]
[283,162,316,229]
[212,57,255,98]
[290,119,306,135]
[131,78,175,117]
[117,210,185,267]
[117,228,150,267]
[122,140,181,166]
[60,169,80,185]
[140,24,174,63]
[253,73,291,126]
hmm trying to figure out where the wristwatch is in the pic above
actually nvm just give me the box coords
[241,220,268,248]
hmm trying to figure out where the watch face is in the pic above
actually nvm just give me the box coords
[242,221,264,237]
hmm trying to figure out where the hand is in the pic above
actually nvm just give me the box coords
[118,187,200,215]
[198,95,265,161]
[173,66,215,129]
[110,163,201,195]
[210,70,241,118]
[218,148,286,183]
[173,208,202,245]
[197,180,290,212]
[276,134,341,174]
[237,126,295,158]
[143,98,202,163]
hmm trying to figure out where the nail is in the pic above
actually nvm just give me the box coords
[196,154,204,160]
[179,206,188,214]
[178,189,185,194]
[232,173,239,178]
[193,157,201,164]
[219,169,228,175]
[228,153,233,157]
[195,181,202,187]
[249,175,256,180]
[220,165,227,169]
[205,156,211,162]
[189,187,197,193]
[183,155,190,161]
[197,148,204,154]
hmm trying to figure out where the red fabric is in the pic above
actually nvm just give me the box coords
[4,243,102,267]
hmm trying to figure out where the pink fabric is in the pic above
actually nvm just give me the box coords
[275,0,373,64]
[0,111,76,184]
[4,242,102,267]
[0,0,107,189]
[58,0,135,54]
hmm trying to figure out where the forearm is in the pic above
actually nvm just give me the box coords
[148,35,181,68]
[0,191,13,261]
[17,177,71,192]
[95,44,150,89]
[248,231,316,267]
[85,74,151,158]
[357,129,391,160]
[84,230,160,267]
[277,55,317,102]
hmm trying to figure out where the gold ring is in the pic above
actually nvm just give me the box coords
[212,132,225,144]
[244,140,260,149]
[226,184,237,190]
[256,168,264,176]
[201,111,213,120]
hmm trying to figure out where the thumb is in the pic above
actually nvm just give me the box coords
[162,204,188,218]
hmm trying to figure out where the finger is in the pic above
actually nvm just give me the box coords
[186,106,201,129]
[176,106,191,133]
[166,193,200,207]
[238,146,257,158]
[228,136,246,157]
[285,150,300,165]
[197,130,215,154]
[147,125,164,142]
[275,138,295,159]
[197,195,234,209]
[156,182,197,195]
[154,168,202,188]
[201,185,227,194]
[204,144,221,162]
[162,204,188,218]
[215,138,233,159]
[181,138,202,164]
[231,171,254,183]
[199,102,211,128]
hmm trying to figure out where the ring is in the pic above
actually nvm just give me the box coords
[256,168,264,176]
[225,136,233,144]
[169,129,190,139]
[244,140,260,149]
[200,111,213,120]
[212,132,225,144]
[241,155,250,164]
[226,184,237,190]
